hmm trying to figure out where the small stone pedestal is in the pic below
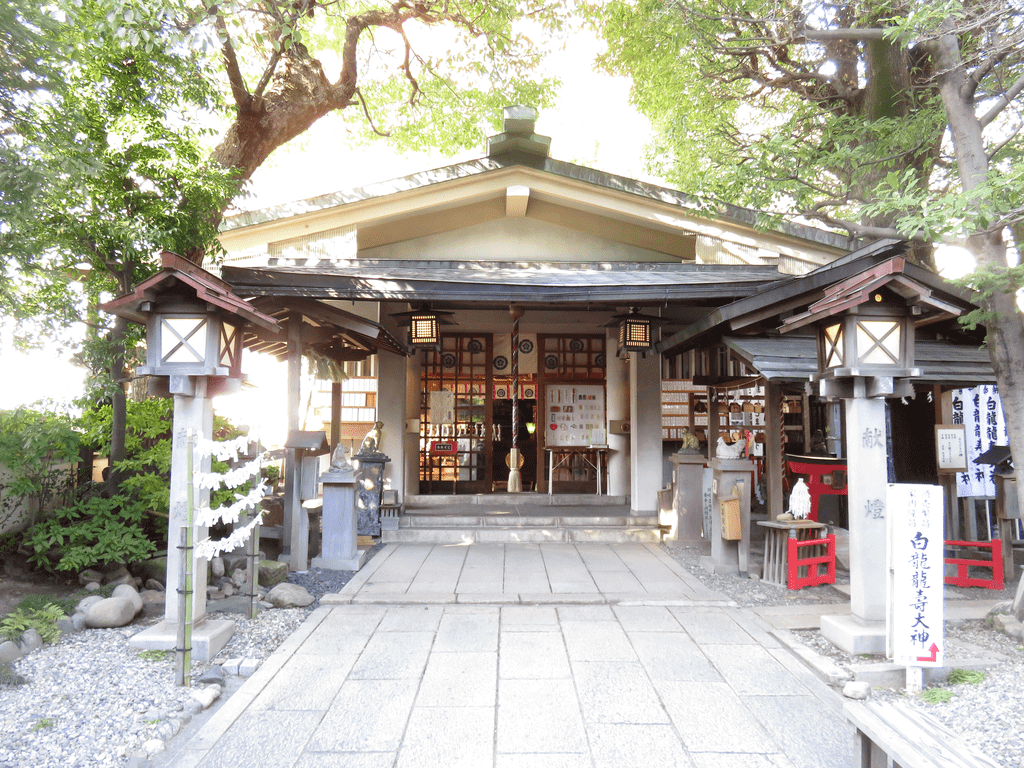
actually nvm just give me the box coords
[355,452,390,537]
[128,618,235,662]
[671,453,708,543]
[312,466,366,571]
[701,458,755,576]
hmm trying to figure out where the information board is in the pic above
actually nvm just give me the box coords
[935,425,968,474]
[545,384,605,447]
[887,483,944,667]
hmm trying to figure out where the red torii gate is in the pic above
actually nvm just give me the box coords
[786,454,848,522]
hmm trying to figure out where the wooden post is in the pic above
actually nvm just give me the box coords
[766,380,784,517]
[284,312,304,569]
[331,381,342,452]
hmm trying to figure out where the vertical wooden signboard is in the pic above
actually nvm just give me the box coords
[887,484,945,676]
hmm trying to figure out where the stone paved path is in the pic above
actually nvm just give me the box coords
[171,544,855,767]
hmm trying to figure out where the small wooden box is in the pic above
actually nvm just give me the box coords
[720,497,742,540]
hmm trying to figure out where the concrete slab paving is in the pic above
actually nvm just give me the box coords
[417,651,497,706]
[172,543,858,768]
[499,631,571,679]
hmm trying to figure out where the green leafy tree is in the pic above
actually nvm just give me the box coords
[0,408,81,532]
[3,0,565,496]
[596,0,1024,513]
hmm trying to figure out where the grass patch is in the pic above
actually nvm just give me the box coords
[920,688,955,704]
[947,668,986,685]
[0,605,65,644]
[13,593,80,617]
[138,649,172,662]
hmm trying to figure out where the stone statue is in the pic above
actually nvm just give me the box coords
[359,421,384,454]
[715,436,746,460]
[330,443,351,471]
[677,428,701,455]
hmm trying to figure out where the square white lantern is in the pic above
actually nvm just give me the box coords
[815,297,916,379]
[139,304,244,379]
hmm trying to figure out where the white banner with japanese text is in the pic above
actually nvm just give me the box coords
[950,385,1006,498]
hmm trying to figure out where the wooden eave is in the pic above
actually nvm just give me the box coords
[242,296,408,362]
[657,241,979,357]
[723,335,996,385]
[99,251,279,333]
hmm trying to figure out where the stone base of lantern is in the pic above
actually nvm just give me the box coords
[128,618,235,662]
[312,549,368,572]
[820,614,886,656]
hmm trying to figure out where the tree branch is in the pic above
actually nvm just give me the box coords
[796,27,892,42]
[980,71,1024,128]
[355,88,391,136]
[988,123,1022,162]
[217,15,252,111]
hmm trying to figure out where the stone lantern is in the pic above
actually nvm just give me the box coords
[781,258,961,653]
[101,251,279,660]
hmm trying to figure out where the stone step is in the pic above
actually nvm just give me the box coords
[381,527,663,544]
[399,514,659,529]
[406,493,628,508]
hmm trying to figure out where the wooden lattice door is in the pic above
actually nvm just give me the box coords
[419,334,493,494]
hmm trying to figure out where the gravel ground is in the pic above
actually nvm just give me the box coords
[663,541,1024,768]
[0,545,384,768]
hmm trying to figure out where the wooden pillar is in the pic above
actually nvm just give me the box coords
[283,313,304,568]
[606,328,630,497]
[331,381,342,451]
[766,380,785,517]
[630,350,662,514]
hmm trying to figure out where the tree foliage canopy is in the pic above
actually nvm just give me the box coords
[595,0,1023,255]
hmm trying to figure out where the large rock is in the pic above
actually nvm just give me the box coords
[76,595,105,614]
[17,629,43,654]
[84,597,137,628]
[103,565,132,585]
[258,560,288,588]
[0,641,22,663]
[1012,566,1024,620]
[139,557,168,584]
[78,568,104,587]
[265,583,314,608]
[111,584,144,615]
[210,556,225,578]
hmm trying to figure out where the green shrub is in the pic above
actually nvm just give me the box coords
[0,605,65,644]
[23,494,156,573]
[13,594,80,617]
[0,407,80,532]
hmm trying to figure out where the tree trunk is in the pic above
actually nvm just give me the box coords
[106,314,129,496]
[930,28,1024,518]
[200,43,357,253]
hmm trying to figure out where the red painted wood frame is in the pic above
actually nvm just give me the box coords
[944,539,1005,590]
[787,534,837,590]
[786,455,848,522]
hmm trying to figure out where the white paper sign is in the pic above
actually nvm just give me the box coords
[887,483,944,667]
[935,425,968,473]
[430,389,454,425]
